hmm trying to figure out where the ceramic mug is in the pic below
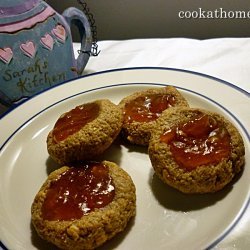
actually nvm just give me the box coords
[0,0,92,106]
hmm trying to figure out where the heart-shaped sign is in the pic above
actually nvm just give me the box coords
[0,47,13,64]
[20,41,36,58]
[52,24,67,43]
[40,34,54,50]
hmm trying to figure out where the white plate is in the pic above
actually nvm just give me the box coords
[0,68,249,250]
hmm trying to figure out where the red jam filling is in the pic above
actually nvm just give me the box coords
[41,162,115,221]
[52,103,99,142]
[124,94,176,123]
[160,114,231,171]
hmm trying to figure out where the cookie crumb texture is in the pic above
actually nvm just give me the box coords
[31,161,136,249]
[47,99,123,165]
[148,108,245,194]
[119,86,189,146]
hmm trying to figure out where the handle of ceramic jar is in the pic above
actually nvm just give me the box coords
[62,7,92,75]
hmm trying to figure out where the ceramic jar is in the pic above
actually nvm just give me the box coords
[0,0,92,106]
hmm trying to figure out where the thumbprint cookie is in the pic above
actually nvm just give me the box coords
[119,86,189,146]
[47,99,123,165]
[148,107,245,194]
[31,160,136,249]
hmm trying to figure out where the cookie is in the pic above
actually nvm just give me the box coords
[31,160,136,249]
[47,99,123,165]
[119,86,189,146]
[148,107,245,193]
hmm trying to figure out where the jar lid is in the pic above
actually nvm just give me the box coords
[0,0,40,16]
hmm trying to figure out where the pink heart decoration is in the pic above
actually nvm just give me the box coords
[40,33,54,50]
[0,47,13,64]
[52,24,67,43]
[20,41,36,58]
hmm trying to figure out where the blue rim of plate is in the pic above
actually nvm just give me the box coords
[0,66,249,119]
[0,67,249,249]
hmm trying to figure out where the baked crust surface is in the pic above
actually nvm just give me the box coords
[119,86,189,146]
[148,107,245,193]
[31,160,136,249]
[47,99,123,165]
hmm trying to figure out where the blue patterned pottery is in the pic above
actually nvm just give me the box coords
[0,0,92,106]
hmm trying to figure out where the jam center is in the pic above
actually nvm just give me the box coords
[160,114,231,170]
[124,94,176,123]
[52,102,99,142]
[41,162,115,221]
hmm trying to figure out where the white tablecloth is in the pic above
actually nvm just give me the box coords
[82,38,250,93]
